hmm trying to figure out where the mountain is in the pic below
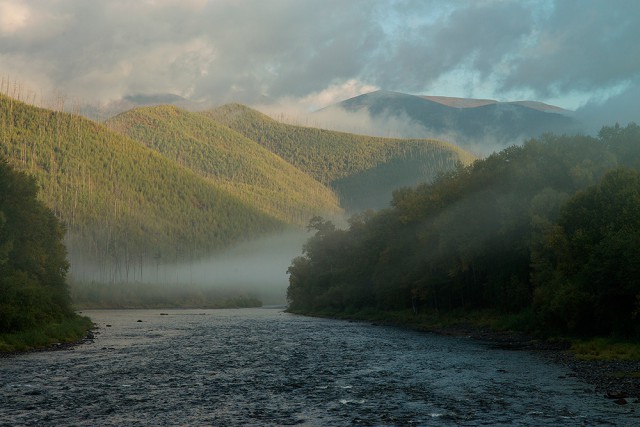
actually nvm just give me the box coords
[317,90,581,153]
[0,94,291,283]
[203,104,476,212]
[105,105,341,226]
[420,95,569,113]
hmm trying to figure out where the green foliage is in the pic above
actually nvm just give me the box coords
[570,337,640,361]
[0,94,286,277]
[0,157,76,333]
[534,168,640,336]
[106,105,341,226]
[0,315,92,353]
[69,280,262,309]
[287,124,640,339]
[204,104,476,211]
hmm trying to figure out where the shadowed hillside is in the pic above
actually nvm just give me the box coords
[319,90,581,153]
[287,123,640,339]
[204,104,475,212]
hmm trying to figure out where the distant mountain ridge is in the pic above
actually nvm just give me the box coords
[318,90,581,153]
[421,95,569,113]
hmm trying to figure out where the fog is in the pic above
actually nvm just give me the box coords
[259,105,538,158]
[69,229,314,305]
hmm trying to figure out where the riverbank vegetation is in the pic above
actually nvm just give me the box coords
[287,124,640,350]
[0,158,90,352]
[69,280,262,309]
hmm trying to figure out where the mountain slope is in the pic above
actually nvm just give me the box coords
[203,104,476,211]
[421,95,569,113]
[106,105,341,226]
[320,90,581,152]
[0,94,286,280]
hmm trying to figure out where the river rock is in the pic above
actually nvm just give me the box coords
[605,391,627,400]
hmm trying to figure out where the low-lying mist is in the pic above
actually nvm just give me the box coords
[68,230,313,307]
[260,105,536,157]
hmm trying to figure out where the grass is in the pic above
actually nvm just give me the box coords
[569,337,640,361]
[287,307,503,332]
[0,315,93,353]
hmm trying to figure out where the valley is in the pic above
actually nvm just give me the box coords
[0,92,473,309]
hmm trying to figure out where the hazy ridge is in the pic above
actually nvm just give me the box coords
[204,103,475,211]
[317,90,581,154]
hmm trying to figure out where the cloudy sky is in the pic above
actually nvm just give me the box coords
[0,0,639,124]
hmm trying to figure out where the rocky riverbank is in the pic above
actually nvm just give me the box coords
[292,308,640,405]
[421,323,640,406]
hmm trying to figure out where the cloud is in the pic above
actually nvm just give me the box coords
[501,0,640,99]
[574,80,640,134]
[254,79,379,119]
[0,0,638,118]
[0,1,30,34]
[368,0,536,94]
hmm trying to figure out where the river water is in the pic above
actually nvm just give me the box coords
[0,308,637,426]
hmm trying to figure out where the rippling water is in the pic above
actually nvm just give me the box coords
[0,308,637,426]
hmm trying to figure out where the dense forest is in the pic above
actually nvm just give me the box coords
[204,104,475,211]
[106,105,341,226]
[0,157,89,350]
[0,94,292,286]
[287,124,640,338]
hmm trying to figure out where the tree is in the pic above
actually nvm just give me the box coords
[534,169,640,336]
[0,157,73,332]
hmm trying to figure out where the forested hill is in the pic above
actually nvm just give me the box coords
[0,94,286,275]
[203,104,476,212]
[106,105,341,226]
[287,123,640,338]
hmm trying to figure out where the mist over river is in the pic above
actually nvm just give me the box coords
[1,308,636,426]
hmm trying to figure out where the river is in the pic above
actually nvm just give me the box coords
[0,308,637,426]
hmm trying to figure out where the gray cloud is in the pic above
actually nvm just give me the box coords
[0,0,638,120]
[575,78,640,134]
[369,1,536,92]
[502,0,640,97]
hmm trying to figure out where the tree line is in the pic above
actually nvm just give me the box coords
[287,124,640,338]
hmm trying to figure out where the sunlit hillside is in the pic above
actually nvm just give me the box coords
[106,105,342,226]
[0,94,286,283]
[204,104,476,211]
